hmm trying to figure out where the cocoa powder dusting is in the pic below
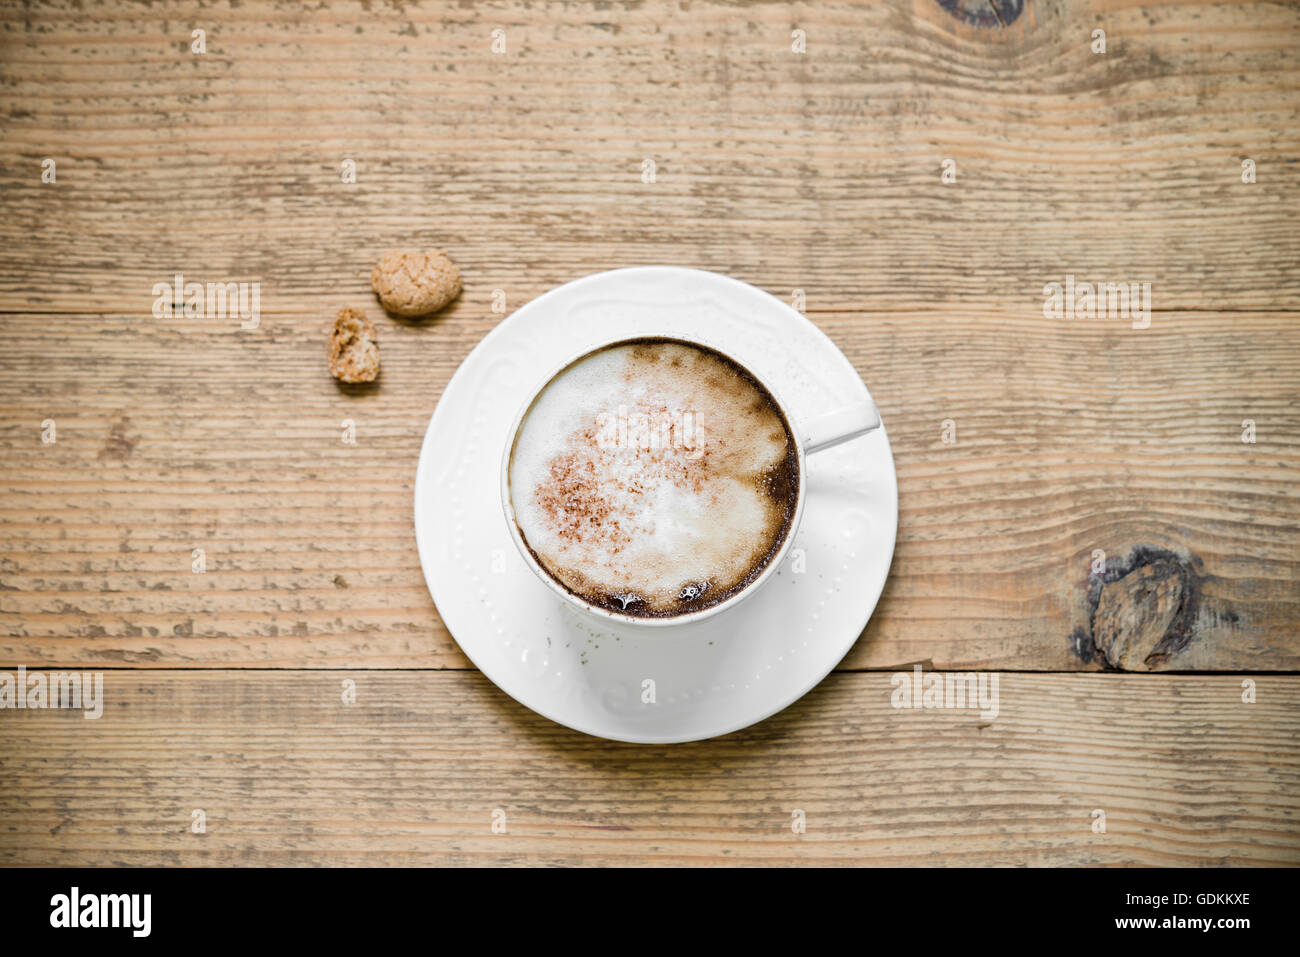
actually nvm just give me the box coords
[532,414,708,558]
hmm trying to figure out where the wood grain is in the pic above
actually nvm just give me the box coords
[0,670,1295,866]
[0,0,1297,868]
[1,0,1296,669]
[0,0,1297,315]
[1,308,1295,670]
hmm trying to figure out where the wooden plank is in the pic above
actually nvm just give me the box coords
[0,0,1297,314]
[0,670,1295,866]
[1,309,1295,671]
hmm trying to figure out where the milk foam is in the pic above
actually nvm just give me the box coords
[508,340,797,616]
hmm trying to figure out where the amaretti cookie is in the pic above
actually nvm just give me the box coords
[370,248,462,316]
[328,307,380,383]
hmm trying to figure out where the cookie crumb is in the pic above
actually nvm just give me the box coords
[370,248,462,316]
[328,307,380,383]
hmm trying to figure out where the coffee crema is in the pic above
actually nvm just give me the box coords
[507,338,799,618]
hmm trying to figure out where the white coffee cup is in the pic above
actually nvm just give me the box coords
[500,335,880,627]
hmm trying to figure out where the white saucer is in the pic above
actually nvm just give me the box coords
[414,267,898,743]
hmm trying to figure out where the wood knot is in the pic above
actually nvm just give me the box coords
[98,415,137,460]
[936,0,1024,29]
[1071,546,1203,671]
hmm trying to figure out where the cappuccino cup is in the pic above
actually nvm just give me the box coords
[501,335,880,626]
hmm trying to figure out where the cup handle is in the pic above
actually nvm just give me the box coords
[801,400,881,455]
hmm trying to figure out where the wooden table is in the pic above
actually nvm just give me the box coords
[1,0,1297,866]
